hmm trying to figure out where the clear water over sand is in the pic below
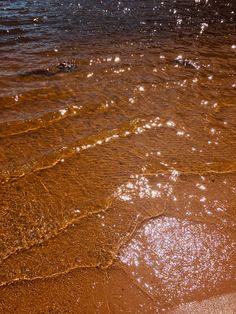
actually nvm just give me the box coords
[0,1,236,312]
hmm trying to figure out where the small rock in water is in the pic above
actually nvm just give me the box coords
[173,55,201,70]
[57,61,77,72]
[20,68,54,77]
[20,61,77,77]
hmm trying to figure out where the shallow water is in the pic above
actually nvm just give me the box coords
[0,1,236,313]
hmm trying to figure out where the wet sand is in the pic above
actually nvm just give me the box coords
[0,0,236,312]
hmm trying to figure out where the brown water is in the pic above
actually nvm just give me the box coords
[0,0,236,313]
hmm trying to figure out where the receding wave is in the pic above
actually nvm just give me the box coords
[0,116,160,183]
[1,113,236,184]
[0,105,81,137]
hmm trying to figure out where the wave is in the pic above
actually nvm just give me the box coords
[0,105,81,137]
